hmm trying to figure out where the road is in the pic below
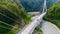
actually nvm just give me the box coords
[40,21,60,34]
[17,15,60,34]
[17,12,46,34]
[17,13,60,34]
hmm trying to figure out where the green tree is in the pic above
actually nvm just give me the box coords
[44,2,60,29]
[0,0,31,34]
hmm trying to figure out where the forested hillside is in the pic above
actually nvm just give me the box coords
[0,0,31,34]
[21,0,57,12]
[0,0,59,34]
[44,1,60,29]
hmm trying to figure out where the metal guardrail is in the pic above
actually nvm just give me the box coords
[17,12,46,34]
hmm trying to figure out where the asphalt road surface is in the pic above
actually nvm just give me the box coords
[40,21,60,34]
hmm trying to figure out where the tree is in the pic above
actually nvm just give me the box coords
[0,0,31,34]
[44,2,60,29]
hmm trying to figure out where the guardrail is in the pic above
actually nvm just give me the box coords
[17,12,46,34]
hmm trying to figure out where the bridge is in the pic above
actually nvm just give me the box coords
[17,0,60,34]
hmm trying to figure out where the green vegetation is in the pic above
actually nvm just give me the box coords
[44,2,60,29]
[6,30,16,34]
[35,27,42,34]
[0,0,59,34]
[0,0,31,34]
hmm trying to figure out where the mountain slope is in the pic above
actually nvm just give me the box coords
[21,0,58,12]
[0,0,31,34]
[44,2,60,29]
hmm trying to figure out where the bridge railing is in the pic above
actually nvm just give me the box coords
[17,12,46,34]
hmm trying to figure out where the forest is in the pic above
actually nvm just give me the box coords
[0,0,31,34]
[0,0,60,34]
[44,1,60,29]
